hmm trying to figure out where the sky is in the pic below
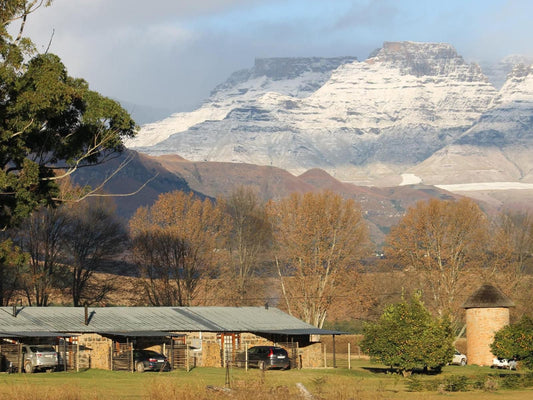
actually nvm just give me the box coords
[18,0,533,114]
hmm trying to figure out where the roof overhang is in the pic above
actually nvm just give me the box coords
[98,331,185,338]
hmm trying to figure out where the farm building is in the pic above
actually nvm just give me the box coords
[0,306,338,372]
[463,284,514,366]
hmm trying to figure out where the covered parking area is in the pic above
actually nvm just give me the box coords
[0,331,74,373]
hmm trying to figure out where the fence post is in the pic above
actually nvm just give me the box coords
[323,344,327,368]
[348,343,351,370]
[245,344,248,371]
[186,344,190,372]
[77,341,80,372]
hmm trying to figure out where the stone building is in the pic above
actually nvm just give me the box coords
[0,306,336,372]
[462,284,514,366]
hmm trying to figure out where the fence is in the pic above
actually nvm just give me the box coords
[321,334,368,369]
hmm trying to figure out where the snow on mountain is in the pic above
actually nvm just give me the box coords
[128,41,531,187]
[410,63,533,185]
[125,57,356,148]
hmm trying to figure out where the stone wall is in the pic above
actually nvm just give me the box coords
[466,307,509,366]
[77,333,111,370]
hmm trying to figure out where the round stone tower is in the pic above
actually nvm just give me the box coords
[462,284,514,366]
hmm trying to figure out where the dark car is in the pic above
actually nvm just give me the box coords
[133,349,170,372]
[236,346,290,370]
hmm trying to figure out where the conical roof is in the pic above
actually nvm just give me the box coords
[462,284,514,309]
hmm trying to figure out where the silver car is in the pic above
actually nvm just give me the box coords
[22,345,58,373]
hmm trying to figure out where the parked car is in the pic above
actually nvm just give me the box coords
[492,357,517,370]
[235,346,290,370]
[133,349,170,372]
[22,345,58,373]
[451,350,467,366]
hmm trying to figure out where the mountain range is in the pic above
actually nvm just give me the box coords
[126,41,532,189]
[72,41,533,244]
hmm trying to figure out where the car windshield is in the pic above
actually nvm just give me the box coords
[138,350,163,358]
[30,346,55,353]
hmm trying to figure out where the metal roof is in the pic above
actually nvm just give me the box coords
[0,306,337,336]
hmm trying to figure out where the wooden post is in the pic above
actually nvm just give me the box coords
[76,341,80,372]
[186,344,190,372]
[245,343,248,371]
[348,343,351,370]
[18,342,22,373]
[110,341,113,371]
[323,344,327,368]
[332,335,337,368]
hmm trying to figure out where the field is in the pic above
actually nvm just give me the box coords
[1,360,533,400]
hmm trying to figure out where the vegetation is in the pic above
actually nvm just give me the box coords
[0,363,532,400]
[267,191,370,327]
[491,315,533,369]
[361,293,454,376]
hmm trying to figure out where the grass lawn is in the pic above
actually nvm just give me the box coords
[0,360,532,399]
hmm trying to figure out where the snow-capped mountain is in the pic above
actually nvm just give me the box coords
[128,42,531,186]
[410,63,533,185]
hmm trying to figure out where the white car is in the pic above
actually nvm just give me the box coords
[492,357,517,370]
[451,350,467,366]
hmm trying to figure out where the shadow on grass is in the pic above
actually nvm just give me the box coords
[362,366,443,376]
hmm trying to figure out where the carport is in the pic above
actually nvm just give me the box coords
[0,331,73,373]
[99,331,187,371]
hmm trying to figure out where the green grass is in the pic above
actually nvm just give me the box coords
[0,361,532,400]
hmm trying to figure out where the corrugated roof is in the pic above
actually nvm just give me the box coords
[462,284,515,309]
[0,306,336,336]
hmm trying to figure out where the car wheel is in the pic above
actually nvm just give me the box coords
[135,361,145,373]
[258,361,266,371]
[460,358,466,366]
[24,362,34,374]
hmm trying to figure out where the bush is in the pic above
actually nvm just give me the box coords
[361,293,454,375]
[441,375,469,392]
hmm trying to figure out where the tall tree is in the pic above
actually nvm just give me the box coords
[130,191,229,306]
[1,0,136,228]
[62,198,127,306]
[222,186,271,304]
[267,191,369,328]
[385,198,489,321]
[16,205,68,306]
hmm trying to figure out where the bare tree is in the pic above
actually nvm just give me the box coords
[385,198,489,321]
[222,187,271,304]
[267,191,369,328]
[62,198,127,306]
[130,191,229,306]
[16,206,68,306]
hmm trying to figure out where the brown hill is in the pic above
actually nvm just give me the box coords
[154,155,465,244]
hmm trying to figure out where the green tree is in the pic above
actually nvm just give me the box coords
[361,293,454,376]
[1,1,136,228]
[491,316,533,369]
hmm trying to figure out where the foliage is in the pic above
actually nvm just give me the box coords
[491,316,533,369]
[130,191,229,306]
[361,293,454,376]
[1,0,136,228]
[267,191,369,327]
[0,236,26,305]
[385,198,489,321]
